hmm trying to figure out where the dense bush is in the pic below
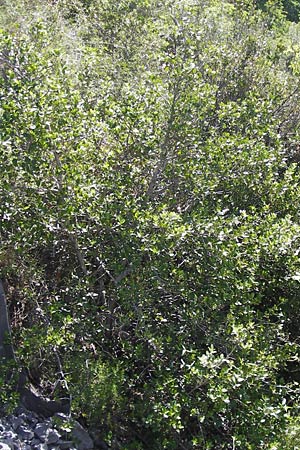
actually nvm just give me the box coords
[0,0,300,448]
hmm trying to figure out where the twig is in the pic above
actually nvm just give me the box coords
[70,233,88,276]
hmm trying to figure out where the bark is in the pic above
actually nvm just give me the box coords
[0,279,70,417]
[0,279,15,361]
[19,385,70,418]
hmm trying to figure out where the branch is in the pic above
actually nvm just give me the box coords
[69,233,88,276]
[114,265,133,285]
[146,85,179,198]
[98,260,133,286]
[0,280,15,362]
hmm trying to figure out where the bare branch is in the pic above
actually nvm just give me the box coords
[70,233,88,276]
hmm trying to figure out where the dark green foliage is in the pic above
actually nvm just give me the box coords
[282,0,300,21]
[257,0,300,22]
[0,0,300,448]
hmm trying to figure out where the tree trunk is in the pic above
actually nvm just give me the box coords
[0,279,70,417]
[0,279,15,362]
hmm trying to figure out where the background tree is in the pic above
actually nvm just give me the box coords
[0,0,300,448]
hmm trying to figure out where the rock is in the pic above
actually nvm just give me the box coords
[31,438,44,447]
[26,411,39,426]
[0,405,96,450]
[0,443,11,450]
[55,440,74,449]
[19,412,31,423]
[45,429,60,445]
[0,438,15,449]
[34,423,49,442]
[13,406,26,415]
[33,445,48,450]
[12,443,22,450]
[9,416,23,431]
[0,440,14,450]
[71,421,94,450]
[1,432,17,441]
[90,431,109,450]
[19,387,70,418]
[17,425,34,441]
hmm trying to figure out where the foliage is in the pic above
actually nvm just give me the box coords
[0,0,300,448]
[257,0,300,22]
[0,360,20,413]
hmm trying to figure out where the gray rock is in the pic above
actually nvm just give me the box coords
[46,429,61,445]
[0,438,15,448]
[42,419,52,428]
[34,423,61,445]
[1,432,17,441]
[9,417,23,431]
[0,443,11,450]
[71,421,94,450]
[18,413,31,423]
[14,406,27,416]
[34,423,49,442]
[55,440,74,450]
[26,413,39,426]
[0,405,97,450]
[28,410,39,420]
[32,438,44,447]
[12,443,22,450]
[33,444,48,450]
[17,425,34,441]
[0,440,15,450]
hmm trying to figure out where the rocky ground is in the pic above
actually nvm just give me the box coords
[0,406,108,450]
